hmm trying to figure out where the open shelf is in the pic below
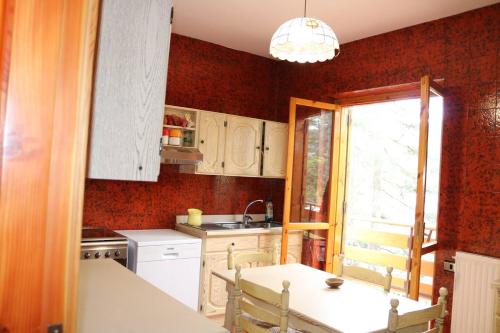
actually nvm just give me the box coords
[163,124,196,131]
[162,144,197,149]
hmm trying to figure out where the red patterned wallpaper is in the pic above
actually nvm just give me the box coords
[83,34,284,230]
[275,4,499,329]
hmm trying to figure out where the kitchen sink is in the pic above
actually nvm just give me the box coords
[215,222,282,229]
[192,221,282,231]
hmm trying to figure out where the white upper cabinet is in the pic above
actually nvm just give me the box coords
[197,111,226,174]
[87,0,173,181]
[262,121,288,178]
[224,115,263,176]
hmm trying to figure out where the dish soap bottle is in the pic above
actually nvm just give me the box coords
[265,198,273,222]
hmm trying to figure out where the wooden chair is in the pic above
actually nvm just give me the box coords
[339,255,393,292]
[228,243,279,270]
[234,264,292,333]
[387,287,448,333]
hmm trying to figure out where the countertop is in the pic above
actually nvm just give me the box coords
[176,222,298,237]
[78,260,228,333]
[117,228,202,246]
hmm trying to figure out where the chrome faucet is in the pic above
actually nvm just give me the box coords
[242,199,264,227]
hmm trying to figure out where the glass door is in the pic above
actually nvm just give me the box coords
[336,76,444,300]
[281,98,344,273]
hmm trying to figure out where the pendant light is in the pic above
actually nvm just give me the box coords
[269,0,339,63]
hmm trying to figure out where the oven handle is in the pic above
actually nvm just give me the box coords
[162,252,179,258]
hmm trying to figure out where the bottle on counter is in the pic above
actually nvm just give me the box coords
[265,198,273,222]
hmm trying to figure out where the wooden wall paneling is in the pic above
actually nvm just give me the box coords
[0,0,99,331]
[87,0,172,181]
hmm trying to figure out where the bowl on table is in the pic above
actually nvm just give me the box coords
[325,277,344,288]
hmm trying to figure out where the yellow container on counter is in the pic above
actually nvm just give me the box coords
[187,208,202,226]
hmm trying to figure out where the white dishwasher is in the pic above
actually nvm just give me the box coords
[117,229,202,311]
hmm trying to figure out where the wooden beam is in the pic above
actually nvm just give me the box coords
[288,223,330,230]
[281,97,297,264]
[344,246,409,271]
[294,97,340,111]
[333,82,421,106]
[421,241,437,255]
[409,75,431,300]
[332,109,349,274]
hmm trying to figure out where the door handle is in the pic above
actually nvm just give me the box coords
[162,252,179,258]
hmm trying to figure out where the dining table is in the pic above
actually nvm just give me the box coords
[212,263,429,333]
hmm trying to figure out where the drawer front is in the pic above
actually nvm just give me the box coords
[137,243,201,262]
[259,232,302,248]
[206,235,258,253]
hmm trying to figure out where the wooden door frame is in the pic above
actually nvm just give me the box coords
[0,0,99,331]
[408,76,444,299]
[280,97,343,273]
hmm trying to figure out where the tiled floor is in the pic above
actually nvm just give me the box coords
[208,314,225,326]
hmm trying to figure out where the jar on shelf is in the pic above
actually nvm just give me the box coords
[169,128,182,146]
[162,128,170,147]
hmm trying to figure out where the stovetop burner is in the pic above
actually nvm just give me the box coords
[81,227,128,265]
[82,226,127,242]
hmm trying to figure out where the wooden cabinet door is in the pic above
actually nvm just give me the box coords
[197,111,226,174]
[87,0,172,181]
[263,121,288,178]
[224,115,262,176]
[202,253,228,316]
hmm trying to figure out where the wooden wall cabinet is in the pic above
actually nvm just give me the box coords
[183,109,288,179]
[262,121,288,178]
[224,115,263,176]
[87,0,173,181]
[197,111,227,174]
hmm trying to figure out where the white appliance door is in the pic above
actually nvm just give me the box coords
[137,257,200,310]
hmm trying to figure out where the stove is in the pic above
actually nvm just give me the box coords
[81,226,128,266]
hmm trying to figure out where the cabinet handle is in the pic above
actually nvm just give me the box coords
[231,242,235,246]
[200,140,204,144]
[265,147,270,151]
[256,146,260,150]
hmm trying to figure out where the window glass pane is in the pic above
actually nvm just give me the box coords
[423,96,444,240]
[290,106,333,223]
[343,98,421,294]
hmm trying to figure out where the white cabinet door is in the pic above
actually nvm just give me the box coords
[263,121,288,178]
[136,257,200,311]
[197,111,226,174]
[87,0,172,181]
[224,115,262,176]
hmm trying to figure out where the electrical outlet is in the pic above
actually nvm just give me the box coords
[443,259,455,272]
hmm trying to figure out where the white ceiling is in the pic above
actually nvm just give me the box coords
[172,0,498,58]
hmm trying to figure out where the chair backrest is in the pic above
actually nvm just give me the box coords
[228,243,279,270]
[387,287,448,333]
[234,265,290,333]
[339,255,393,292]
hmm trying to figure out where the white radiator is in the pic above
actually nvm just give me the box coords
[451,251,500,333]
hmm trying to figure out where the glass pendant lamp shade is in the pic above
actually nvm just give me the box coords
[269,17,339,63]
